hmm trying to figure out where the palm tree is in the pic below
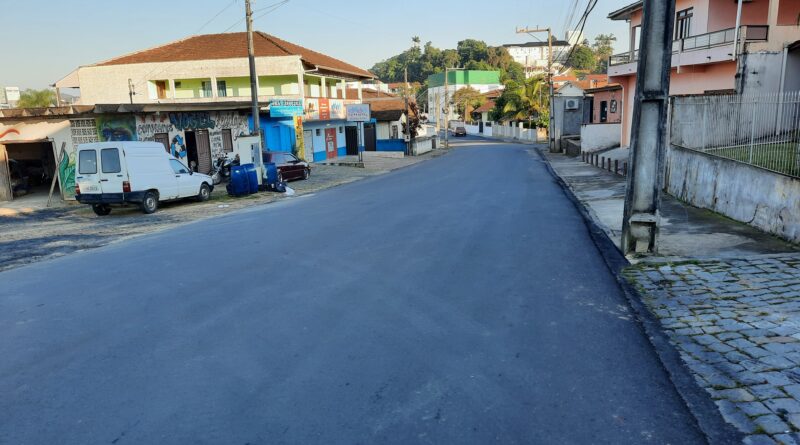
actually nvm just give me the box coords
[502,75,549,128]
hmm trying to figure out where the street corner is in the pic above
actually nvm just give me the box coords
[624,255,800,442]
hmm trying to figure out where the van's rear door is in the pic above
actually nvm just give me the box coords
[98,147,125,195]
[76,148,101,195]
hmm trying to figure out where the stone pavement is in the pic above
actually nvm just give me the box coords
[625,255,800,444]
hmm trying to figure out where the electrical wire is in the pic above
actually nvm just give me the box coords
[556,0,598,67]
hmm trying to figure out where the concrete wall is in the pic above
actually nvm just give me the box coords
[580,123,622,151]
[667,145,800,242]
[738,51,786,96]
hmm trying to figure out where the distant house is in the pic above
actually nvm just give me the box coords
[426,71,503,125]
[346,89,418,152]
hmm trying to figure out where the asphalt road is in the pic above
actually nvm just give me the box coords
[0,138,705,444]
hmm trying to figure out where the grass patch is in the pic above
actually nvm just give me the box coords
[710,143,799,177]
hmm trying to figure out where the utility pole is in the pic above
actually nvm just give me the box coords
[245,0,261,141]
[516,27,554,149]
[443,67,465,149]
[621,0,676,255]
[404,67,412,156]
[444,69,450,149]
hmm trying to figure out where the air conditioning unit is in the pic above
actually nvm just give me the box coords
[565,99,580,110]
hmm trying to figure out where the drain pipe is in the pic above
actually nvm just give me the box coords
[732,0,744,61]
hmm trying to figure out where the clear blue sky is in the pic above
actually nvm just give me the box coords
[0,0,633,90]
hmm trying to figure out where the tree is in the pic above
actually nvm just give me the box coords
[495,75,549,128]
[451,87,486,123]
[457,39,489,65]
[402,101,423,138]
[17,89,57,108]
[566,45,596,71]
[592,34,617,73]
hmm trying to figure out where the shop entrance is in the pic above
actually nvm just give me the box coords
[1,141,58,202]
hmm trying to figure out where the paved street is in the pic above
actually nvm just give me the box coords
[0,139,705,444]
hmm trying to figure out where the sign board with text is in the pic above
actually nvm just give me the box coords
[346,104,371,122]
[269,98,304,118]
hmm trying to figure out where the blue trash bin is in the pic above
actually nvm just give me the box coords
[265,163,278,186]
[227,164,251,196]
[243,163,259,194]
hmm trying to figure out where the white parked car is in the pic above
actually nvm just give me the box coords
[75,141,214,215]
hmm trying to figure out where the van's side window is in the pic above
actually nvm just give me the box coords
[170,159,189,174]
[78,150,97,174]
[101,148,121,173]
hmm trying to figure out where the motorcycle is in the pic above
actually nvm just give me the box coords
[211,155,239,185]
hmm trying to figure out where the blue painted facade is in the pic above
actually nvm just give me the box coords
[248,114,296,152]
[376,139,406,152]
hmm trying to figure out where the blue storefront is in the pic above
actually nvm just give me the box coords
[248,98,301,154]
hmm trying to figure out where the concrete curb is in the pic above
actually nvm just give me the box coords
[532,145,742,445]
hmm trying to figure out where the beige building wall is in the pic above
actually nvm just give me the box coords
[77,56,304,105]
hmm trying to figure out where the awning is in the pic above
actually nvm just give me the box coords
[0,120,71,144]
[54,69,80,89]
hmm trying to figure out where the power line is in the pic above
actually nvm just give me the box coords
[556,0,598,66]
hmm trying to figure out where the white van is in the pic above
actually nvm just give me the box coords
[75,141,214,215]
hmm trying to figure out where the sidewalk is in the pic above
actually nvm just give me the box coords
[541,149,800,444]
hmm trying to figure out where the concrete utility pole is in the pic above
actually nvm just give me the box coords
[516,27,555,150]
[245,0,261,140]
[404,67,411,155]
[621,0,676,255]
[443,67,465,149]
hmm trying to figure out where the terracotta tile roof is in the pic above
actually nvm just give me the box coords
[474,100,495,113]
[482,89,503,99]
[95,32,373,79]
[344,88,397,100]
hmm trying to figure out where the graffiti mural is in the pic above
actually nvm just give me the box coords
[294,116,305,160]
[134,111,248,160]
[169,112,216,131]
[96,115,137,141]
[171,135,187,159]
[58,146,76,199]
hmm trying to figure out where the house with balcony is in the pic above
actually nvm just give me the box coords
[607,0,800,146]
[54,31,374,164]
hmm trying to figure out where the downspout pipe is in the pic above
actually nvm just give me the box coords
[732,0,744,61]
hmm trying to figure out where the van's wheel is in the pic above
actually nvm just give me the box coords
[197,183,211,202]
[302,168,310,180]
[141,191,158,214]
[92,204,111,216]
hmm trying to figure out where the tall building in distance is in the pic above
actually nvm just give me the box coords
[503,30,585,78]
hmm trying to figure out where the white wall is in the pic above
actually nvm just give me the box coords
[580,123,622,151]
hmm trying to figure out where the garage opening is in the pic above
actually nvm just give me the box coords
[3,141,58,201]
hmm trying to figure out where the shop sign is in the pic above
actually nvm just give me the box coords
[269,98,304,117]
[346,104,371,122]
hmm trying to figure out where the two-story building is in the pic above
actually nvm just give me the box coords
[607,0,800,146]
[0,32,373,202]
[55,31,374,163]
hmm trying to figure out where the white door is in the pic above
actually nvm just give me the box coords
[170,159,197,198]
[98,147,125,195]
[76,148,101,195]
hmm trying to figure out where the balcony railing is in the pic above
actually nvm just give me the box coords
[609,25,770,67]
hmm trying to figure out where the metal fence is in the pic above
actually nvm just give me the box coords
[671,91,800,178]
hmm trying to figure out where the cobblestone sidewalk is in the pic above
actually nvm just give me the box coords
[625,255,800,445]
